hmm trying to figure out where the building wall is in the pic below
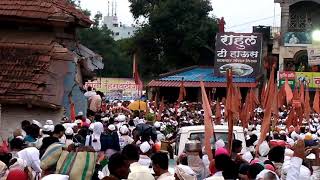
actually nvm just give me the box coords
[103,15,137,40]
[0,104,64,138]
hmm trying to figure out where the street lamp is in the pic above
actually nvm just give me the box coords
[312,30,320,42]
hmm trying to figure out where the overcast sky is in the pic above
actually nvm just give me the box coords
[81,0,281,32]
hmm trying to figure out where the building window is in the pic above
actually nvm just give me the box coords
[115,32,119,36]
[128,32,130,35]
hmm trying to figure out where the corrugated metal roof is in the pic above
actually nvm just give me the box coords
[158,67,256,83]
[148,80,257,88]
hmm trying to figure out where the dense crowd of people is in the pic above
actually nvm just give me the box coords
[0,87,319,180]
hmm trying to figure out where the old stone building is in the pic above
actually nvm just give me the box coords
[275,0,320,71]
[0,0,103,137]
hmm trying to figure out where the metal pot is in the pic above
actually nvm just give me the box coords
[185,139,201,152]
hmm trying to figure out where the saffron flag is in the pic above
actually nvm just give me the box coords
[68,94,76,122]
[133,53,143,95]
[278,85,286,108]
[226,69,235,153]
[157,97,164,121]
[200,80,214,161]
[313,89,320,114]
[215,99,222,125]
[261,82,267,108]
[304,86,311,121]
[284,78,293,104]
[299,82,305,106]
[177,79,187,103]
[257,66,275,146]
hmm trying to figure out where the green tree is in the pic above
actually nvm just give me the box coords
[78,25,133,78]
[129,0,218,79]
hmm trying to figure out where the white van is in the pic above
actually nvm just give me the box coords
[175,125,246,156]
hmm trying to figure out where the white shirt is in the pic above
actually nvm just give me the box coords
[157,172,174,180]
[127,162,155,180]
[84,91,96,98]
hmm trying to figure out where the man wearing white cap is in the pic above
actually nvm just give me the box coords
[154,122,165,142]
[100,124,120,158]
[138,141,152,167]
[65,127,74,147]
[119,125,134,150]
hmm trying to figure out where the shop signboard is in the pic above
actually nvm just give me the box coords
[85,78,139,100]
[284,32,312,47]
[278,71,295,89]
[307,46,320,66]
[214,33,262,77]
[295,72,320,88]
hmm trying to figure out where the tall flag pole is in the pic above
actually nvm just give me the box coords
[257,65,275,147]
[284,78,293,104]
[313,89,320,114]
[200,80,214,161]
[304,84,311,121]
[177,78,187,103]
[215,99,222,125]
[157,97,164,121]
[226,69,235,153]
[133,53,143,97]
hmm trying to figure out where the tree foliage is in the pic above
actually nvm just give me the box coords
[77,25,133,78]
[129,0,218,78]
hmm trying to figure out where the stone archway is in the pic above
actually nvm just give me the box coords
[290,0,320,6]
[293,50,308,71]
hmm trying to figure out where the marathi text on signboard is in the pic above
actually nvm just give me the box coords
[214,33,262,77]
[278,71,295,89]
[85,78,139,100]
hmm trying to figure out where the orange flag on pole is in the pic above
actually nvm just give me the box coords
[313,89,320,114]
[68,94,76,122]
[226,69,235,153]
[300,82,305,106]
[304,86,311,121]
[215,99,222,125]
[200,80,214,161]
[177,79,187,103]
[157,97,164,121]
[261,82,267,108]
[257,66,275,146]
[284,78,293,104]
[133,53,143,96]
[278,85,286,108]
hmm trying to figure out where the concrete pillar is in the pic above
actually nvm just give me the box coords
[280,3,290,45]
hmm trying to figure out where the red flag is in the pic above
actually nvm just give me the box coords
[304,86,311,121]
[284,78,293,104]
[215,99,222,125]
[177,79,187,102]
[313,89,320,114]
[157,97,164,121]
[226,69,234,153]
[133,53,143,95]
[200,80,214,161]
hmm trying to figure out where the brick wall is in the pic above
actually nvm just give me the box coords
[0,104,64,138]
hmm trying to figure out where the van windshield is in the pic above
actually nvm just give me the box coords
[189,132,234,149]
